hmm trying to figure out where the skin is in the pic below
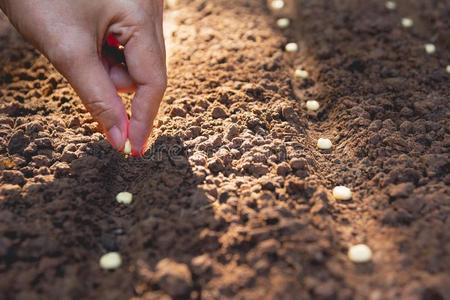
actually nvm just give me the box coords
[0,0,167,156]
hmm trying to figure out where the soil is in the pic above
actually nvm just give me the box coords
[0,0,449,299]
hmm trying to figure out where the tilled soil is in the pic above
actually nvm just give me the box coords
[0,0,449,299]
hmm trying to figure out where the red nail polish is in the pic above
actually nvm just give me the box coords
[106,33,120,48]
[131,149,140,157]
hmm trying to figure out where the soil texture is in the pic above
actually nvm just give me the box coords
[0,0,449,299]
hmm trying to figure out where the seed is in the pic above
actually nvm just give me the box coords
[99,252,122,270]
[124,139,132,155]
[116,191,133,204]
[385,1,396,10]
[270,0,285,10]
[317,138,332,150]
[276,18,290,29]
[446,65,450,74]
[285,42,298,53]
[424,43,436,54]
[295,69,309,79]
[332,186,352,201]
[401,18,413,28]
[306,100,320,111]
[348,244,372,263]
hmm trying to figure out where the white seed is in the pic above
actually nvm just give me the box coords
[385,1,396,10]
[317,138,332,150]
[124,139,132,155]
[424,43,436,54]
[285,42,298,53]
[446,65,450,74]
[116,191,133,204]
[348,244,373,263]
[270,0,285,10]
[276,18,290,29]
[333,186,352,201]
[401,18,413,28]
[99,252,122,270]
[166,0,178,9]
[295,69,309,79]
[306,100,320,111]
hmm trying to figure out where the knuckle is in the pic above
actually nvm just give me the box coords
[85,99,115,122]
[151,73,167,93]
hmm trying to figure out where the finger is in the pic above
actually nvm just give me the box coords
[122,27,167,155]
[49,46,128,151]
[101,39,136,93]
[109,64,136,93]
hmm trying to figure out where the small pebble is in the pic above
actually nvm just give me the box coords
[306,100,320,112]
[401,18,413,28]
[276,18,290,29]
[385,1,396,10]
[424,43,436,54]
[124,139,132,155]
[317,138,332,150]
[116,191,133,204]
[285,42,298,53]
[295,69,309,79]
[348,244,373,263]
[270,0,285,10]
[446,65,450,74]
[332,186,352,201]
[99,252,122,270]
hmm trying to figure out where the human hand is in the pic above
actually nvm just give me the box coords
[0,0,167,156]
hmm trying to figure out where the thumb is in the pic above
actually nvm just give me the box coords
[122,26,166,156]
[49,44,128,151]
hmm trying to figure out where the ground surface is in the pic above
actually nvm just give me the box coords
[0,0,449,299]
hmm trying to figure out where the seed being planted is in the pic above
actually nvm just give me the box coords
[332,186,352,201]
[306,100,320,111]
[270,0,285,10]
[401,18,413,28]
[285,42,298,53]
[424,43,436,54]
[124,139,132,155]
[317,138,332,150]
[348,244,373,263]
[99,252,122,270]
[277,18,290,29]
[385,1,396,10]
[295,69,309,79]
[116,191,133,204]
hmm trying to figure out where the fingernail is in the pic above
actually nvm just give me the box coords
[131,149,141,157]
[106,126,124,150]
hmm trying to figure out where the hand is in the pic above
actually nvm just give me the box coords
[0,0,167,155]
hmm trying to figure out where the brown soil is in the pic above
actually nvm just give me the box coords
[0,0,449,299]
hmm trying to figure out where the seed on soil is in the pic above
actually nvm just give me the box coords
[285,42,298,53]
[385,1,396,10]
[447,65,450,74]
[270,0,284,10]
[332,186,352,201]
[295,69,309,79]
[401,18,413,28]
[306,100,320,111]
[276,18,290,29]
[116,191,133,204]
[124,139,131,155]
[348,244,373,263]
[424,43,436,54]
[99,252,122,270]
[317,138,332,150]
